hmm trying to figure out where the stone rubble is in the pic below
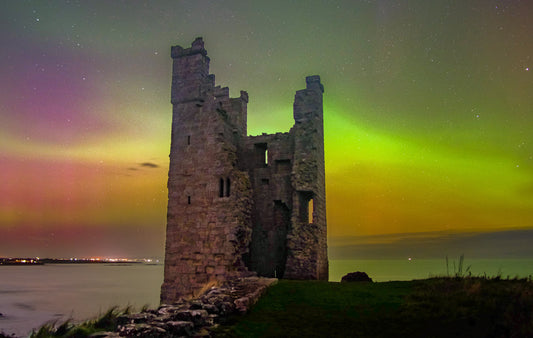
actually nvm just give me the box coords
[93,277,277,337]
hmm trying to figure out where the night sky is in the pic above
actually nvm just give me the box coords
[1,1,532,259]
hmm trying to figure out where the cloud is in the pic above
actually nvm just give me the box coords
[124,162,159,173]
[329,229,533,260]
[140,162,159,168]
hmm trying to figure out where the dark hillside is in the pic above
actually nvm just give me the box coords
[220,278,533,337]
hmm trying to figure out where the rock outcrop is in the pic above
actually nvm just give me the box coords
[341,271,373,283]
[98,277,276,337]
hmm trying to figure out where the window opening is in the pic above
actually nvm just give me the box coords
[187,135,190,145]
[298,191,314,223]
[187,196,191,204]
[219,178,224,197]
[308,198,314,224]
[226,178,231,197]
[254,143,268,167]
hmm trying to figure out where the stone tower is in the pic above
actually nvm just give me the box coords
[161,38,327,303]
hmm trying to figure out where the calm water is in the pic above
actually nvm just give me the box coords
[2,259,533,336]
[0,264,163,337]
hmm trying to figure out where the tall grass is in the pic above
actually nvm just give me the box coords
[446,254,471,277]
[30,306,131,338]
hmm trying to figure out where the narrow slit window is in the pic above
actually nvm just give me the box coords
[187,135,191,145]
[226,178,231,197]
[219,178,224,197]
[187,196,191,204]
[308,198,314,224]
[264,149,268,165]
[298,191,314,223]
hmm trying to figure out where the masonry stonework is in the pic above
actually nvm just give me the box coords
[161,38,328,303]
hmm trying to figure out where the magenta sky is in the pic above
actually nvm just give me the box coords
[1,1,532,259]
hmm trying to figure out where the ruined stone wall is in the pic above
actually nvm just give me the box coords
[241,133,294,278]
[162,38,328,303]
[239,77,327,281]
[284,76,328,280]
[162,38,253,303]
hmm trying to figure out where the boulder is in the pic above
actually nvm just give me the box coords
[234,296,250,313]
[118,323,167,337]
[172,309,208,326]
[116,312,155,326]
[88,332,120,338]
[107,277,277,337]
[201,303,219,314]
[164,321,194,336]
[341,271,373,282]
[216,301,235,315]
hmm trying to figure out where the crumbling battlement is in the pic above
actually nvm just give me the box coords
[162,38,327,303]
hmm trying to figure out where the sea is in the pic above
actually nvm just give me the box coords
[1,259,533,337]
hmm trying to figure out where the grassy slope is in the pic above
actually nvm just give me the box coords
[219,278,533,337]
[24,277,533,337]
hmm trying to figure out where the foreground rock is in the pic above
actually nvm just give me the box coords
[101,277,277,337]
[341,271,373,283]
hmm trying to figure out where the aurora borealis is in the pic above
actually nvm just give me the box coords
[1,1,532,259]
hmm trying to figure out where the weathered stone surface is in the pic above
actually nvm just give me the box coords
[118,323,167,337]
[164,321,194,336]
[88,332,120,338]
[116,312,156,326]
[172,309,208,326]
[341,271,373,283]
[201,303,218,314]
[234,296,250,313]
[162,37,327,303]
[110,277,277,337]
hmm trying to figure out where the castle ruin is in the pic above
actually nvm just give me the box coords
[161,38,328,303]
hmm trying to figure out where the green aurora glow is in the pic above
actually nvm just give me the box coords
[0,0,532,258]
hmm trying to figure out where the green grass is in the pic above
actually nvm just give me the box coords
[28,277,533,337]
[217,277,533,337]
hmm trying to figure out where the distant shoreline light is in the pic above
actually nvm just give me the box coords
[0,257,161,265]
